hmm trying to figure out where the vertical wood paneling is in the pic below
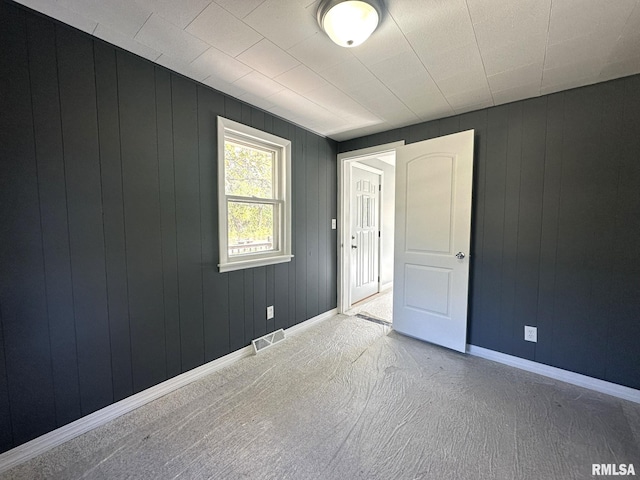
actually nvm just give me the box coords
[328,141,338,309]
[288,257,297,328]
[274,263,289,330]
[576,86,610,371]
[286,122,298,329]
[224,97,242,122]
[585,84,614,373]
[0,5,56,445]
[551,86,608,379]
[501,103,523,354]
[197,86,229,363]
[294,126,308,324]
[589,80,625,382]
[241,103,251,126]
[56,24,113,415]
[243,270,254,344]
[535,93,565,364]
[479,106,509,352]
[511,98,547,360]
[253,268,267,338]
[588,81,623,350]
[117,51,166,392]
[155,67,182,378]
[228,271,245,351]
[27,15,82,423]
[94,42,133,402]
[251,109,265,131]
[264,113,273,134]
[306,132,320,319]
[318,140,329,312]
[583,85,620,360]
[266,266,275,333]
[606,75,640,389]
[172,74,204,372]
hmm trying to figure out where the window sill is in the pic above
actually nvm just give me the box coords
[218,254,294,273]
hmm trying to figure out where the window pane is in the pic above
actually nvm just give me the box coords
[225,141,273,198]
[228,201,275,256]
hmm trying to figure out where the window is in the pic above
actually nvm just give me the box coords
[217,117,292,272]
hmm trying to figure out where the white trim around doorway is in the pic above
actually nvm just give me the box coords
[337,141,404,314]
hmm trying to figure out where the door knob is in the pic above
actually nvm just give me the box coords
[351,245,358,249]
[455,252,465,259]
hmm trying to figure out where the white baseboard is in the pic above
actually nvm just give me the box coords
[0,308,338,474]
[467,345,640,404]
[379,282,393,292]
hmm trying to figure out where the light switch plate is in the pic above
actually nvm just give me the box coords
[331,218,337,229]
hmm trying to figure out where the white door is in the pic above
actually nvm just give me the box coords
[351,164,380,304]
[393,130,474,353]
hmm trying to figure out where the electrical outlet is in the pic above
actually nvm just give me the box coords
[267,305,274,320]
[331,218,337,230]
[524,326,537,343]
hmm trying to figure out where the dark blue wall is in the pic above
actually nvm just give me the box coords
[340,77,640,393]
[0,2,337,453]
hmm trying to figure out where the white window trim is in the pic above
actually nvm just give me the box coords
[217,116,293,273]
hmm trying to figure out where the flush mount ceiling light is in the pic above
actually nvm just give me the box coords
[317,0,382,48]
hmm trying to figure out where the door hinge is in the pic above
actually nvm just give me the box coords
[378,184,381,191]
[378,231,381,237]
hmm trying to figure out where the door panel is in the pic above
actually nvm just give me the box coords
[393,130,474,353]
[406,155,454,253]
[404,265,451,316]
[351,165,380,303]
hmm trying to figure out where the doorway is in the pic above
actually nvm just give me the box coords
[338,141,402,321]
[338,132,474,352]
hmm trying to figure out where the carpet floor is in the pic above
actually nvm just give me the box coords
[4,314,639,480]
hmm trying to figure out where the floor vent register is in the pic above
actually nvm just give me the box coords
[252,329,286,354]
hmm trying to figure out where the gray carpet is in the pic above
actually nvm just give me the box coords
[4,314,639,480]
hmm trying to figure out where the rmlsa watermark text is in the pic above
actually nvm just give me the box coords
[592,464,636,476]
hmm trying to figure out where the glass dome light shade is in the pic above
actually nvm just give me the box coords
[319,1,380,48]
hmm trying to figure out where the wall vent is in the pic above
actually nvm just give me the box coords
[252,329,286,354]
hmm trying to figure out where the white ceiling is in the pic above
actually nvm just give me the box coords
[17,0,640,141]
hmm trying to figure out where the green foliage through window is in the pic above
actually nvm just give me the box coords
[225,140,276,255]
[225,141,273,198]
[228,202,274,254]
